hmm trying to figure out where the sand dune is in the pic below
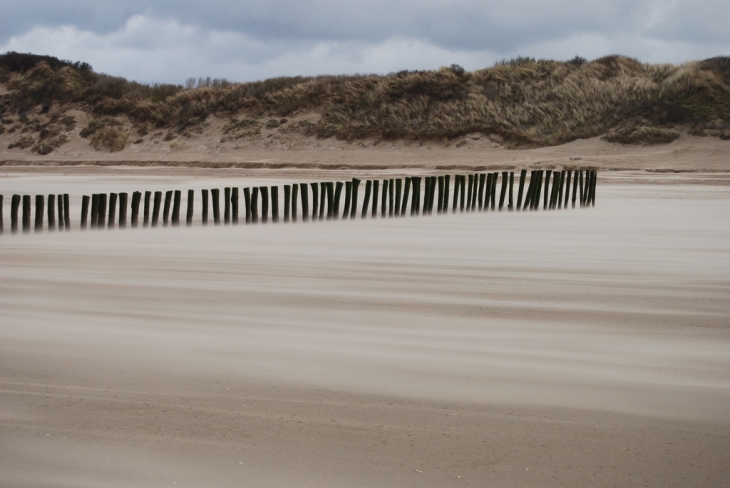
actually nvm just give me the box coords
[1,168,729,487]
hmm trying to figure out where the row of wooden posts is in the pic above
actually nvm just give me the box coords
[0,169,597,233]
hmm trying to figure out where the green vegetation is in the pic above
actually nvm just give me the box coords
[2,51,729,153]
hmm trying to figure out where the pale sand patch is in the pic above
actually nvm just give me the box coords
[0,174,729,487]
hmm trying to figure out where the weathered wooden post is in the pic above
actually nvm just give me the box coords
[119,192,128,228]
[34,195,44,232]
[508,172,514,210]
[590,170,597,206]
[466,175,473,211]
[584,170,592,207]
[90,194,99,228]
[442,175,450,214]
[224,187,231,224]
[161,191,171,227]
[460,175,467,212]
[292,183,299,222]
[98,193,107,227]
[243,187,252,223]
[171,190,180,226]
[411,177,421,216]
[342,181,351,219]
[143,191,151,227]
[476,173,485,210]
[371,180,379,218]
[350,178,361,219]
[260,186,269,223]
[489,173,497,210]
[63,194,70,230]
[381,179,389,217]
[185,190,194,226]
[393,179,400,217]
[428,176,436,214]
[310,183,319,221]
[498,171,508,210]
[484,173,493,211]
[578,170,584,207]
[437,176,445,213]
[319,183,326,220]
[401,177,411,216]
[470,174,478,210]
[48,194,55,230]
[452,175,459,212]
[251,187,259,223]
[332,182,342,220]
[271,186,279,223]
[151,191,161,227]
[423,177,430,214]
[327,182,335,220]
[563,170,572,208]
[542,170,552,210]
[212,188,221,225]
[81,195,90,230]
[534,171,544,210]
[362,180,372,219]
[549,172,559,209]
[300,183,309,222]
[233,187,240,223]
[516,169,526,210]
[522,171,534,210]
[572,170,579,208]
[557,170,566,209]
[132,191,142,227]
[202,189,209,224]
[284,185,291,222]
[21,195,31,233]
[109,193,118,229]
[11,194,20,233]
[57,195,64,231]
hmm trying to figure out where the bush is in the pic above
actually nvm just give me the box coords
[90,127,127,152]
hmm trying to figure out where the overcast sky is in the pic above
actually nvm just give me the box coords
[1,0,727,84]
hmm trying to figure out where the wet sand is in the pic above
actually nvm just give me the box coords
[1,171,729,487]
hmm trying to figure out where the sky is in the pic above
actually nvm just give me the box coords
[0,0,728,84]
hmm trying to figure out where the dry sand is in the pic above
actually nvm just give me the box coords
[1,141,730,487]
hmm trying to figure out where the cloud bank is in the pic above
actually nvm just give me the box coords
[1,0,728,83]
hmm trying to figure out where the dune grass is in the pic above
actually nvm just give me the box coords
[1,52,729,150]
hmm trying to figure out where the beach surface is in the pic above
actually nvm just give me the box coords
[1,153,729,487]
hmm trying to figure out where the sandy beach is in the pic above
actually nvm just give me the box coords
[1,143,730,486]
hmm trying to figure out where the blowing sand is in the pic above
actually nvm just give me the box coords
[1,157,730,487]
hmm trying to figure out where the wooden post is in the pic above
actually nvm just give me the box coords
[578,170,584,207]
[81,195,90,230]
[300,183,309,222]
[284,185,291,222]
[533,171,543,210]
[350,178,361,219]
[97,193,107,227]
[63,194,70,230]
[271,186,279,223]
[34,195,44,232]
[212,188,221,225]
[48,194,55,230]
[230,187,237,224]
[484,173,493,211]
[22,195,31,233]
[470,174,478,210]
[477,174,485,210]
[572,170,579,207]
[590,171,597,206]
[401,177,411,217]
[327,182,335,220]
[260,187,269,223]
[251,187,259,223]
[466,175,473,211]
[489,173,496,210]
[460,175,467,212]
[342,181,351,219]
[442,175,450,214]
[0,194,3,234]
[161,191,171,227]
[411,177,421,216]
[119,192,128,228]
[362,180,372,219]
[171,190,180,226]
[56,194,65,231]
[564,170,572,208]
[371,180,379,218]
[109,193,118,229]
[522,171,534,211]
[499,171,508,210]
[543,170,552,210]
[452,175,459,212]
[244,187,252,223]
[508,172,514,210]
[11,195,20,233]
[224,187,231,224]
[132,191,141,227]
[202,189,209,225]
[319,183,326,220]
[151,191,161,227]
[428,176,436,214]
[332,182,341,220]
[549,172,559,210]
[186,189,194,226]
[516,169,526,210]
[393,179,400,217]
[557,170,566,209]
[310,183,319,221]
[144,191,151,227]
[290,184,298,222]
[90,194,99,228]
[381,179,388,217]
[437,176,445,213]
